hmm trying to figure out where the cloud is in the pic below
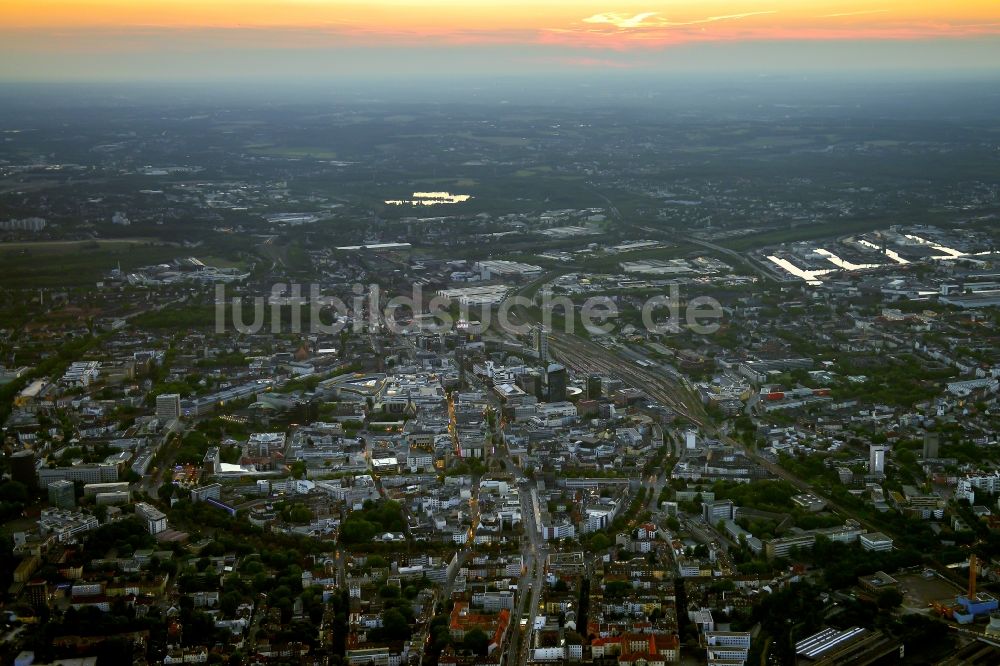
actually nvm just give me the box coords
[581,10,776,29]
[821,9,889,18]
[582,12,662,28]
[697,12,778,24]
[540,17,1000,51]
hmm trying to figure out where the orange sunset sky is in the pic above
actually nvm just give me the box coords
[2,0,999,80]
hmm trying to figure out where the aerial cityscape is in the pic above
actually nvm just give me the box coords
[2,2,1000,666]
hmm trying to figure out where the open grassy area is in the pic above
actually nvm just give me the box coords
[0,238,167,251]
[0,240,182,288]
[246,144,339,159]
[719,219,903,252]
[455,132,532,147]
[197,255,247,270]
[0,515,38,537]
[580,244,695,272]
[513,166,553,177]
[408,177,479,188]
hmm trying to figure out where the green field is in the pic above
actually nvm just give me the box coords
[454,132,531,147]
[514,166,553,177]
[719,219,904,252]
[246,144,339,159]
[408,177,479,188]
[0,238,165,251]
[197,255,247,270]
[0,240,182,288]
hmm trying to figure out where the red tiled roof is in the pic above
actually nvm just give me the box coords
[450,601,511,647]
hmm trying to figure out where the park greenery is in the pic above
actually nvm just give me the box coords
[338,499,407,545]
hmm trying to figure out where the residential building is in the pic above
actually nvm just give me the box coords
[136,502,168,534]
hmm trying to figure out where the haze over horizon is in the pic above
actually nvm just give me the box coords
[2,0,1000,83]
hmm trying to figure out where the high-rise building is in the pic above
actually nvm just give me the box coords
[10,450,37,489]
[587,374,602,400]
[869,444,889,475]
[156,393,181,420]
[534,326,548,363]
[48,479,76,509]
[516,370,543,400]
[26,579,48,609]
[546,363,567,403]
[923,432,940,459]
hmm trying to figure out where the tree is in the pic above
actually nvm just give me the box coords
[462,628,490,656]
[287,505,313,524]
[589,533,611,551]
[379,585,400,599]
[876,588,903,610]
[157,482,175,501]
[380,608,411,641]
[0,481,28,504]
[221,591,242,617]
[339,517,378,545]
[367,555,388,569]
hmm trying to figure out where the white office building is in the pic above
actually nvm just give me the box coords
[860,532,893,552]
[60,361,101,387]
[156,393,182,420]
[38,463,118,488]
[869,444,889,475]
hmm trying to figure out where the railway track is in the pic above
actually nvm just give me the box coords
[500,274,902,542]
[547,332,706,425]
